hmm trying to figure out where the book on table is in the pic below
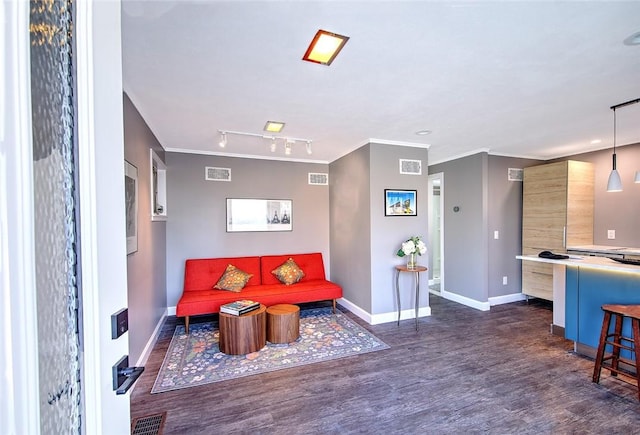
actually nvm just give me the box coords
[220,300,260,316]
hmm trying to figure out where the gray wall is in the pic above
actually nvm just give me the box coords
[430,153,488,302]
[550,143,640,247]
[329,145,372,311]
[165,153,330,308]
[487,155,542,298]
[123,94,167,364]
[330,142,429,316]
[370,144,429,314]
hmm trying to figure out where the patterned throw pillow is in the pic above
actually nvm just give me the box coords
[272,258,305,285]
[213,264,253,292]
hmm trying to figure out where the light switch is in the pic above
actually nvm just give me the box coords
[608,230,616,240]
[494,231,499,240]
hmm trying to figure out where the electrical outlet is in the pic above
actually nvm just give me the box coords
[608,230,616,240]
[494,231,499,240]
[503,276,508,285]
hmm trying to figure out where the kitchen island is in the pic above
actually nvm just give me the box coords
[517,254,640,357]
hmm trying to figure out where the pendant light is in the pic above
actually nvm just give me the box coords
[606,108,622,192]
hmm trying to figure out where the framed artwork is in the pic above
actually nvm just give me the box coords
[226,198,292,232]
[385,189,417,216]
[125,160,138,254]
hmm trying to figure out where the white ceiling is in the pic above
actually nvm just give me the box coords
[121,1,640,165]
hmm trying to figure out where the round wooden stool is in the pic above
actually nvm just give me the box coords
[266,304,300,344]
[218,304,266,355]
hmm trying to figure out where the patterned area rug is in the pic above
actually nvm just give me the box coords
[151,308,389,393]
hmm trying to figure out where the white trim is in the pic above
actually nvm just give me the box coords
[338,297,431,326]
[337,297,371,323]
[428,148,491,166]
[167,305,177,316]
[163,147,330,164]
[365,138,431,148]
[1,1,40,433]
[440,289,490,311]
[75,2,102,433]
[134,310,168,368]
[488,292,527,306]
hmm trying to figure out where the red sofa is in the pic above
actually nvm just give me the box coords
[176,252,342,332]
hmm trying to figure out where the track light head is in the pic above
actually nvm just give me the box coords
[218,132,227,148]
[270,137,277,153]
[306,141,312,155]
[285,141,293,155]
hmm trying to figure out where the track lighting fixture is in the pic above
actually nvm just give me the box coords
[216,129,313,157]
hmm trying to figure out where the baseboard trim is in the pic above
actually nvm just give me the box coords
[338,297,431,325]
[489,292,527,306]
[134,309,168,368]
[167,306,176,316]
[441,289,490,311]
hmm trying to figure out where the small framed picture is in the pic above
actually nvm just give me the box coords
[384,189,417,216]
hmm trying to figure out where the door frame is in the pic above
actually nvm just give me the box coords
[427,172,444,295]
[2,1,131,433]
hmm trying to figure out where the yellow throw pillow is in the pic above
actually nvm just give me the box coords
[214,264,253,292]
[272,258,305,285]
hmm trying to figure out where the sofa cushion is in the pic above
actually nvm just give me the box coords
[261,253,326,285]
[213,264,253,292]
[271,258,305,285]
[183,256,261,291]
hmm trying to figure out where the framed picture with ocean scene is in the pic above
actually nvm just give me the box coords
[384,189,417,216]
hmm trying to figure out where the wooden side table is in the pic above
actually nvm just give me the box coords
[266,304,300,343]
[395,265,428,330]
[218,304,266,355]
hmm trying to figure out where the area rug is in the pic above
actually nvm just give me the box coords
[151,307,389,393]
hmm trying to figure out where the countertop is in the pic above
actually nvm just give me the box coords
[517,254,640,274]
[567,245,640,256]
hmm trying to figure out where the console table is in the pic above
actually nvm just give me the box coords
[395,265,428,330]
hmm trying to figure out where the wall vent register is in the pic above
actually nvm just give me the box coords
[308,173,328,185]
[399,159,422,175]
[205,166,231,182]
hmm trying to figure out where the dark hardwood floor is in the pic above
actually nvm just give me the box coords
[131,296,640,434]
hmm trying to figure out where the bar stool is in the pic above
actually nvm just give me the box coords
[592,304,640,400]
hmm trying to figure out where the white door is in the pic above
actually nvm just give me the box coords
[2,2,130,433]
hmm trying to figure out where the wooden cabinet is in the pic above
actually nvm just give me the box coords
[521,160,594,300]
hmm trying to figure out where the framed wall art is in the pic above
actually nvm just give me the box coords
[384,189,417,216]
[125,160,138,254]
[226,198,292,232]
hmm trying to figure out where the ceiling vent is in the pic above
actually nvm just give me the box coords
[508,168,524,182]
[308,173,329,185]
[399,159,422,175]
[205,167,231,182]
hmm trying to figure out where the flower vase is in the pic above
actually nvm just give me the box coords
[407,253,417,269]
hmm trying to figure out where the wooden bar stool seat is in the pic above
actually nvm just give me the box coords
[592,304,640,400]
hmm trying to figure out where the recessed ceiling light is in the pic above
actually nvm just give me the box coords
[624,31,640,46]
[264,121,285,133]
[415,130,432,136]
[590,139,602,145]
[302,30,349,65]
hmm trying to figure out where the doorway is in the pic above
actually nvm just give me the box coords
[428,173,444,294]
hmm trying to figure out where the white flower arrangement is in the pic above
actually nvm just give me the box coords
[396,236,427,258]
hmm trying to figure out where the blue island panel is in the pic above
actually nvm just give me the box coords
[568,267,640,355]
[565,266,579,341]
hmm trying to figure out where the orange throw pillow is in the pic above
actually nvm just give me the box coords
[271,258,305,285]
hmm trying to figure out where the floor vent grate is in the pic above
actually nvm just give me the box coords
[131,412,166,435]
